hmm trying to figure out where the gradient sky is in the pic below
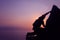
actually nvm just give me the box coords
[0,0,60,32]
[0,0,60,40]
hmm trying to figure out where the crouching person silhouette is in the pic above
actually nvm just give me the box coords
[32,12,49,40]
[32,12,49,34]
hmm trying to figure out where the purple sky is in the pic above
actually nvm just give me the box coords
[0,0,60,40]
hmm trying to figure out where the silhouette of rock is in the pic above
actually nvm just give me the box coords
[46,5,60,30]
[46,5,60,40]
[26,5,60,40]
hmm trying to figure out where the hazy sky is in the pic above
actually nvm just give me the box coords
[0,0,60,31]
[0,0,60,40]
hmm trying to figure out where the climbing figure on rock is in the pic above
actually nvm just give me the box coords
[33,12,49,33]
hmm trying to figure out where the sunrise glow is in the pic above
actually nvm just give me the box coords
[0,0,60,40]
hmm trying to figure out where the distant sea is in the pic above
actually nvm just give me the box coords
[0,26,28,40]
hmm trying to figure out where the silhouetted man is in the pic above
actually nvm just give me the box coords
[32,12,49,33]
